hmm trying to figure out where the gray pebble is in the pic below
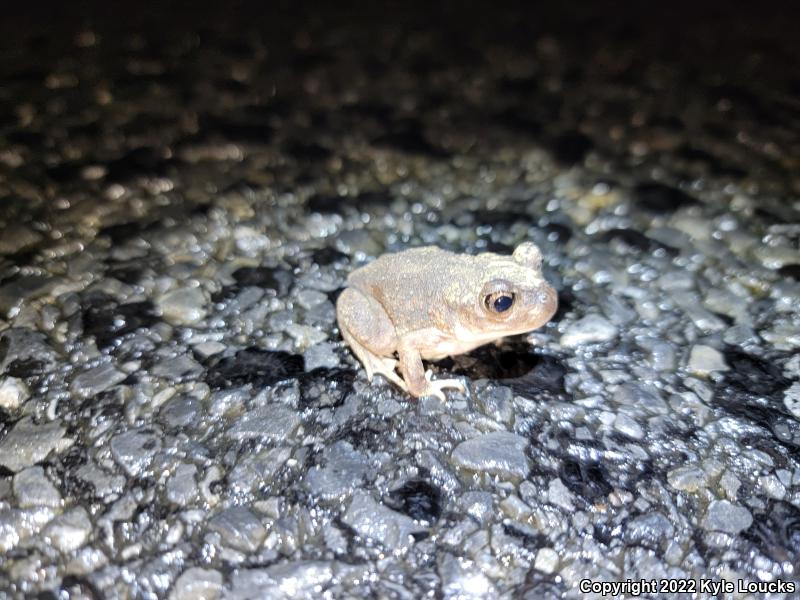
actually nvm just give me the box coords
[229,447,291,495]
[166,463,199,506]
[624,513,675,548]
[701,500,752,534]
[0,417,72,473]
[170,567,223,600]
[560,314,619,347]
[667,465,708,492]
[342,491,426,551]
[687,345,728,376]
[304,441,371,501]
[158,287,208,325]
[264,561,335,600]
[42,507,92,553]
[207,506,266,553]
[451,431,530,479]
[13,467,62,508]
[226,405,300,442]
[110,427,163,477]
[439,553,494,599]
[613,413,644,440]
[0,377,29,410]
[303,342,341,371]
[70,362,127,399]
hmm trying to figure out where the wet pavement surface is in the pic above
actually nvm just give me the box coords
[1,1,799,598]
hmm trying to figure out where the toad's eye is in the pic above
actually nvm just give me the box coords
[486,292,514,313]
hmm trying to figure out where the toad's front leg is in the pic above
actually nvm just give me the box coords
[397,332,465,400]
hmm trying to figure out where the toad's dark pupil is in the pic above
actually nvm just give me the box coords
[494,295,513,312]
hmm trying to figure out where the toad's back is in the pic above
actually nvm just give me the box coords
[346,246,473,332]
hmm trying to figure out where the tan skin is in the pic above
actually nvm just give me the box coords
[336,242,558,400]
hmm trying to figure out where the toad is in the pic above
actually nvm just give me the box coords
[336,242,557,399]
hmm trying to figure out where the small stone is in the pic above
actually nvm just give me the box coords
[547,478,575,511]
[342,491,426,552]
[266,561,334,599]
[439,553,494,599]
[70,363,127,399]
[295,289,328,310]
[560,314,618,347]
[43,507,92,553]
[784,382,800,419]
[0,225,43,255]
[170,567,223,600]
[0,418,72,472]
[302,342,341,371]
[758,474,786,500]
[451,431,530,479]
[0,377,29,411]
[285,323,327,349]
[687,345,728,376]
[534,548,560,574]
[457,492,494,525]
[624,513,675,548]
[208,506,266,553]
[166,463,199,506]
[667,465,708,492]
[193,341,227,358]
[702,500,752,534]
[158,287,208,325]
[304,441,370,501]
[109,427,163,477]
[13,467,62,508]
[613,413,644,440]
[226,405,300,442]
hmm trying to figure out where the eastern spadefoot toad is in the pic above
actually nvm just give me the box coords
[336,242,557,399]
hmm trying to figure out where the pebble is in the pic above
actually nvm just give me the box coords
[439,553,494,599]
[534,548,560,574]
[285,323,328,348]
[109,427,163,477]
[192,341,227,358]
[0,418,72,472]
[451,431,530,479]
[613,413,644,440]
[624,513,675,548]
[166,463,199,506]
[207,506,266,553]
[225,405,301,442]
[264,561,335,599]
[42,507,92,553]
[701,500,753,534]
[170,567,223,600]
[13,467,63,508]
[304,441,371,501]
[158,287,208,325]
[687,345,728,376]
[547,478,575,511]
[70,363,128,399]
[0,376,30,410]
[667,465,708,492]
[457,492,495,525]
[341,491,426,552]
[303,342,341,371]
[560,314,618,347]
[784,381,800,419]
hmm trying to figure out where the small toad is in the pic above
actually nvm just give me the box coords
[336,242,557,399]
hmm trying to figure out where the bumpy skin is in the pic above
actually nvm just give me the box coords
[336,242,558,400]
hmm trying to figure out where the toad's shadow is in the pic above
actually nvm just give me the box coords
[433,340,567,399]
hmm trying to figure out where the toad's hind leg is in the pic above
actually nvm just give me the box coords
[336,287,406,391]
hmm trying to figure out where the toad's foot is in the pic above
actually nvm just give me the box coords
[420,370,466,402]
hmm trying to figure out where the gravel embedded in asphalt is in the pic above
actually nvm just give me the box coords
[0,1,799,598]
